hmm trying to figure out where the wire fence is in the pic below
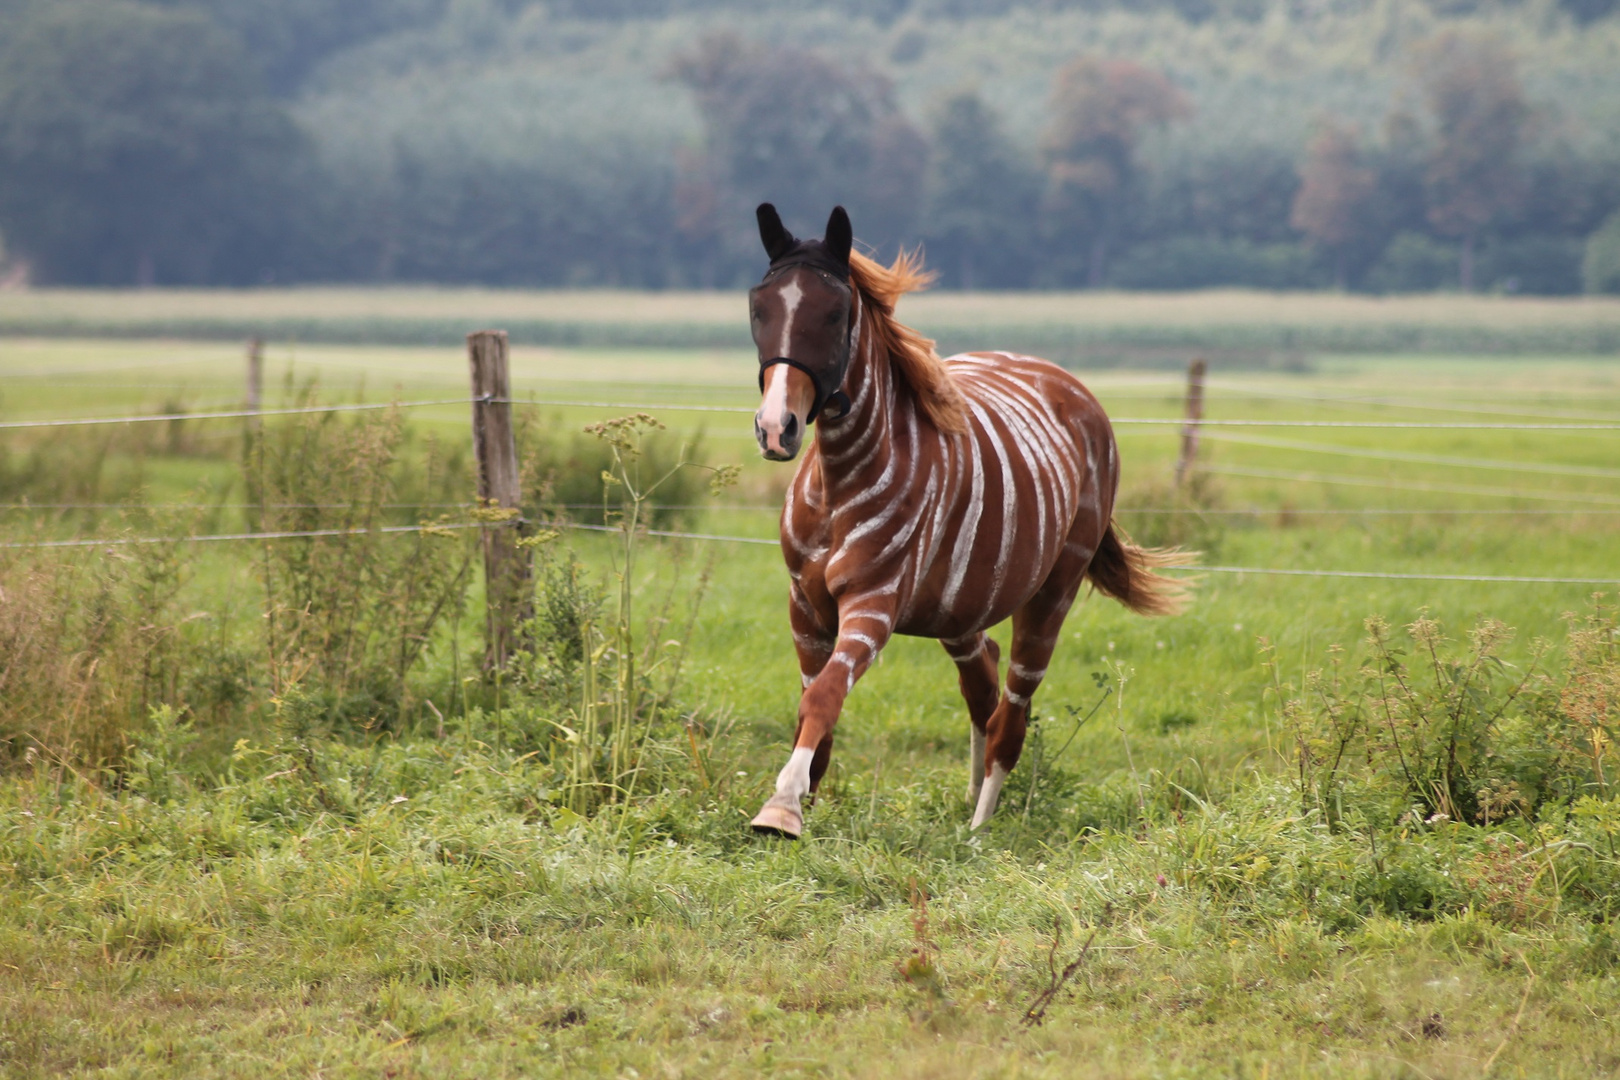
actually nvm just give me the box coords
[2,380,1614,587]
[5,500,1620,516]
[3,517,1613,586]
[1201,464,1620,506]
[0,397,474,430]
[3,395,1619,432]
[0,520,494,550]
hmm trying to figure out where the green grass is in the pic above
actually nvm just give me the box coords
[9,742,1620,1078]
[2,338,1620,1077]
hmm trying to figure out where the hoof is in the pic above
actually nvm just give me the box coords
[750,804,803,839]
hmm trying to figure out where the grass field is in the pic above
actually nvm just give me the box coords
[3,324,1620,1078]
[4,287,1620,357]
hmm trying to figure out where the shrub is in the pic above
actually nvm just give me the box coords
[1584,210,1620,294]
[519,410,714,528]
[1271,601,1620,828]
[1363,232,1458,292]
[246,396,476,729]
[1113,466,1226,557]
[0,428,145,511]
[1478,236,1585,295]
[1109,237,1321,290]
[0,541,244,769]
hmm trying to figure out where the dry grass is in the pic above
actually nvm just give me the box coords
[0,545,192,768]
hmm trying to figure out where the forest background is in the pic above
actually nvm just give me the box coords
[2,0,1620,296]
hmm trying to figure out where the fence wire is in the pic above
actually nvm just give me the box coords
[5,500,1620,516]
[3,396,1618,431]
[4,518,1613,586]
[1202,464,1620,506]
[0,521,492,550]
[0,397,476,430]
[3,377,1614,584]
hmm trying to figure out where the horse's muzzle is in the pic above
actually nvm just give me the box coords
[755,409,802,461]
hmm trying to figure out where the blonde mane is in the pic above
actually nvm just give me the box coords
[847,249,970,435]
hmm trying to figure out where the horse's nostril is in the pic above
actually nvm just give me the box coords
[783,414,799,438]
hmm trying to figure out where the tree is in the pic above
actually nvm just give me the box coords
[0,1,307,284]
[1291,119,1380,289]
[1410,31,1531,291]
[1041,57,1190,287]
[921,90,1041,288]
[150,0,448,95]
[669,33,926,267]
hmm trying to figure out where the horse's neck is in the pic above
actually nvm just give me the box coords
[812,327,900,501]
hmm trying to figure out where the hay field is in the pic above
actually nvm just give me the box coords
[3,287,1620,355]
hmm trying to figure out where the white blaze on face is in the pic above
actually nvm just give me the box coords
[773,276,805,358]
[760,364,793,427]
[756,276,807,454]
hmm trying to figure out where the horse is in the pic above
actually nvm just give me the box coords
[747,203,1192,838]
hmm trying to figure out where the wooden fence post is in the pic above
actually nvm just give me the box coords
[246,337,263,415]
[1174,357,1207,489]
[468,330,532,669]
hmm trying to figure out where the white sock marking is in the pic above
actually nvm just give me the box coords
[772,746,816,808]
[971,762,1009,829]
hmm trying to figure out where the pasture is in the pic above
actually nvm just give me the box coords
[2,323,1620,1078]
[4,288,1620,355]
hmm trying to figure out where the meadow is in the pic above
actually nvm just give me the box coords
[4,288,1620,356]
[2,321,1620,1078]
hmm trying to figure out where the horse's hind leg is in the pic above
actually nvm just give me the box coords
[971,539,1095,829]
[941,633,1001,805]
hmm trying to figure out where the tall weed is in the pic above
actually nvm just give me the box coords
[512,414,736,815]
[0,428,146,514]
[245,393,475,729]
[518,408,714,528]
[1272,600,1620,827]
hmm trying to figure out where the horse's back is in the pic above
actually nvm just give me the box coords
[946,351,1104,423]
[944,351,1113,474]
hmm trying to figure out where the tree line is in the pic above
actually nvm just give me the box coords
[1,0,1618,293]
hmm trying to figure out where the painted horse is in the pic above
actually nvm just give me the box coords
[747,204,1191,837]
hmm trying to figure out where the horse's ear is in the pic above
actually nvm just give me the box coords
[824,206,852,266]
[757,203,795,261]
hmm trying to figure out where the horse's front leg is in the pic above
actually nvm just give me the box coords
[751,592,896,838]
[787,580,836,801]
